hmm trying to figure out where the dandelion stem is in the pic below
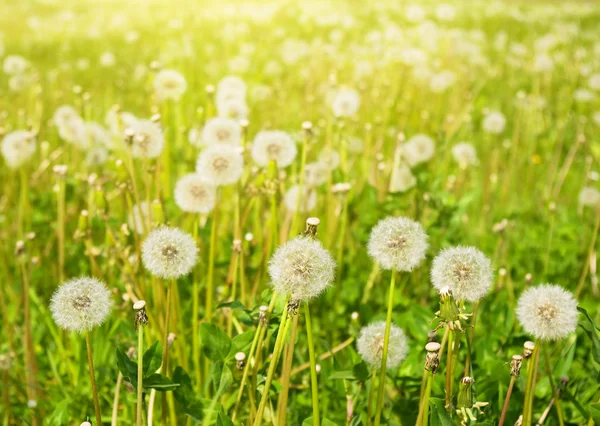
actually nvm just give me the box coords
[542,343,564,426]
[421,370,434,426]
[206,207,218,323]
[498,375,516,426]
[445,329,454,408]
[191,215,201,389]
[523,344,540,426]
[136,322,145,426]
[366,372,376,426]
[277,307,300,426]
[160,281,173,426]
[305,304,320,426]
[373,270,396,426]
[86,331,102,426]
[111,373,123,426]
[232,319,264,421]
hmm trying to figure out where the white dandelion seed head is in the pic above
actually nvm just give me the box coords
[99,51,116,68]
[188,127,203,147]
[435,3,456,21]
[429,70,456,93]
[251,130,297,168]
[389,163,416,193]
[347,136,364,154]
[105,109,137,137]
[196,145,244,186]
[574,88,594,103]
[452,143,478,168]
[589,73,600,91]
[284,185,317,213]
[128,201,153,235]
[217,75,247,97]
[318,147,340,171]
[153,69,187,101]
[268,236,335,302]
[50,277,113,333]
[174,173,217,214]
[332,88,360,117]
[127,119,164,159]
[304,162,329,187]
[3,55,29,75]
[405,4,426,23]
[516,284,578,341]
[578,186,600,207]
[141,227,198,280]
[402,134,436,167]
[85,146,109,166]
[217,98,249,122]
[216,86,246,106]
[482,111,506,134]
[356,321,408,369]
[1,130,36,169]
[85,122,112,149]
[367,216,428,271]
[431,246,493,302]
[533,53,554,73]
[202,117,241,147]
[57,115,87,147]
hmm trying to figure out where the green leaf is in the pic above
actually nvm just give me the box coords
[172,367,203,422]
[216,405,235,426]
[302,418,337,426]
[45,399,70,426]
[228,330,254,358]
[430,398,457,426]
[591,403,600,424]
[143,341,163,377]
[116,346,138,387]
[200,323,232,361]
[328,370,356,380]
[217,300,247,310]
[211,361,233,395]
[578,307,600,364]
[352,362,370,381]
[578,307,600,331]
[143,373,180,391]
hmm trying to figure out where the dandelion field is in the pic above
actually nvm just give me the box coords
[2,0,600,425]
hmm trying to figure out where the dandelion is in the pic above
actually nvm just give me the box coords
[268,236,335,301]
[431,246,493,302]
[389,163,416,193]
[318,147,341,171]
[429,70,456,93]
[357,321,408,369]
[217,75,247,97]
[482,111,506,134]
[50,277,113,333]
[367,216,428,271]
[174,173,217,214]
[574,88,594,103]
[126,119,164,158]
[3,55,29,75]
[217,98,249,121]
[452,143,478,168]
[1,130,36,169]
[589,73,600,91]
[516,284,578,341]
[85,122,112,149]
[284,185,317,212]
[202,117,242,146]
[304,162,329,187]
[251,130,297,167]
[332,88,360,117]
[141,227,198,280]
[85,146,109,166]
[579,187,600,207]
[196,145,244,186]
[402,134,435,167]
[153,69,187,101]
[435,3,456,21]
[99,51,116,68]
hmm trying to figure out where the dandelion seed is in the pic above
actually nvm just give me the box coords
[126,119,164,159]
[516,284,578,341]
[153,69,187,101]
[357,321,408,369]
[431,246,493,302]
[196,145,244,186]
[202,117,242,147]
[1,130,36,169]
[268,236,335,301]
[482,111,506,134]
[251,130,297,168]
[367,216,428,271]
[141,227,198,280]
[284,185,317,213]
[50,277,113,333]
[174,173,217,214]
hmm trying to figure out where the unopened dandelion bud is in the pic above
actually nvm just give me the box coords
[424,342,441,373]
[78,210,88,231]
[15,240,25,256]
[439,288,460,323]
[305,217,320,237]
[510,355,523,377]
[53,164,68,177]
[245,232,253,242]
[457,376,475,409]
[133,300,148,330]
[235,352,246,370]
[351,312,359,321]
[525,273,532,284]
[259,305,269,325]
[515,415,523,426]
[302,121,313,131]
[95,189,106,213]
[523,341,535,358]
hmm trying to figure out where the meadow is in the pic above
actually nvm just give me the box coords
[1,0,600,425]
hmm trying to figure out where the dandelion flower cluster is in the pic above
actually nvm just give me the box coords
[153,69,187,101]
[332,88,360,117]
[356,321,408,369]
[367,216,428,271]
[516,284,578,341]
[402,134,435,167]
[196,145,244,186]
[50,277,113,333]
[482,111,506,134]
[1,130,36,169]
[174,173,217,214]
[431,246,493,302]
[127,119,164,158]
[268,236,335,301]
[251,130,297,168]
[202,117,241,146]
[142,227,198,279]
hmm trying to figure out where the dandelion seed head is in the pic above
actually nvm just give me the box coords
[268,236,335,301]
[482,111,506,134]
[367,216,428,271]
[357,321,408,369]
[251,130,297,168]
[202,117,241,147]
[402,134,435,167]
[318,147,340,171]
[516,284,578,341]
[50,277,113,333]
[217,75,247,97]
[431,246,493,302]
[127,119,164,159]
[217,98,249,122]
[452,143,478,168]
[389,163,416,193]
[332,88,360,117]
[3,55,29,75]
[174,173,217,214]
[304,162,329,186]
[1,130,36,169]
[284,185,317,213]
[141,227,198,279]
[153,69,187,101]
[196,145,244,186]
[578,186,600,207]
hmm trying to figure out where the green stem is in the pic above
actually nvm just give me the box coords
[191,216,201,389]
[86,332,102,426]
[305,304,320,426]
[445,330,454,408]
[136,323,144,426]
[160,282,173,426]
[206,210,218,323]
[498,376,516,426]
[421,371,433,426]
[366,373,376,426]
[523,345,540,426]
[542,343,564,426]
[373,270,396,426]
[232,320,264,421]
